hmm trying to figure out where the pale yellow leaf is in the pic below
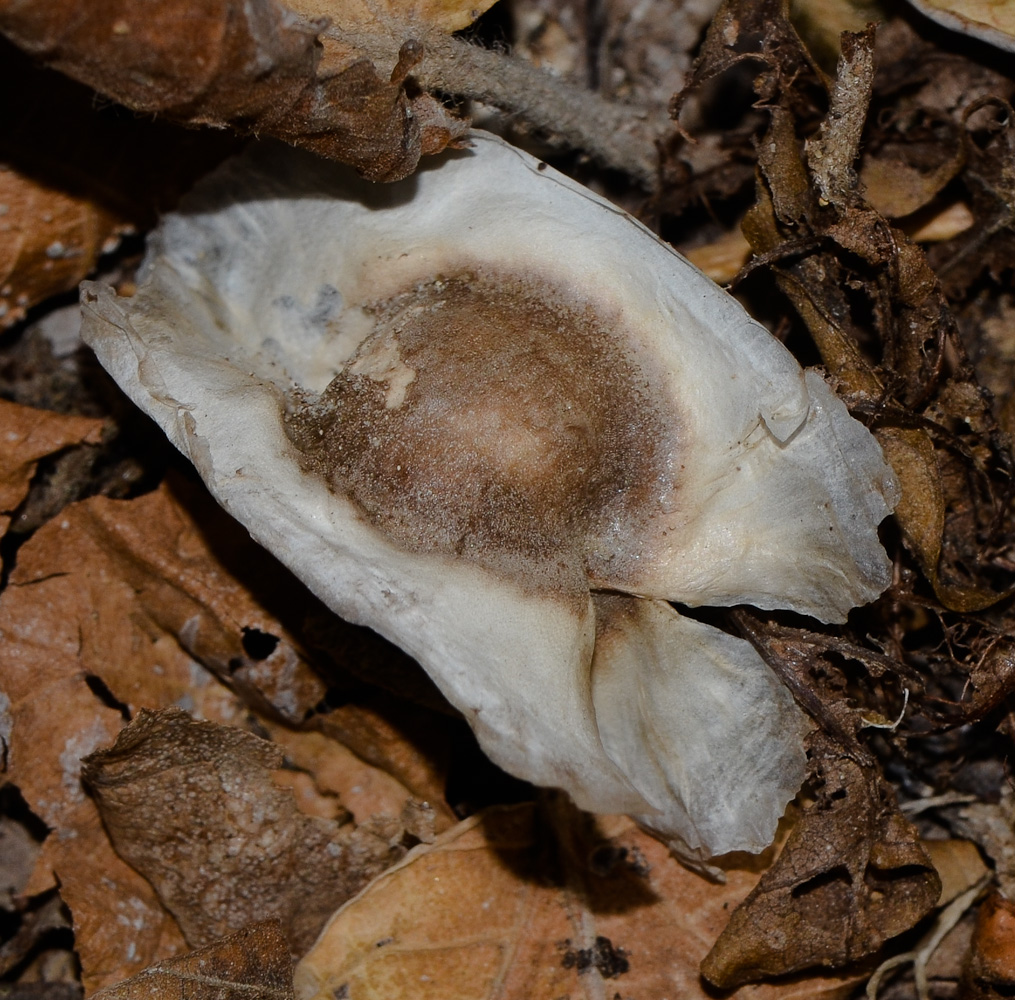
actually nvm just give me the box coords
[283,0,497,36]
[906,0,1015,52]
[296,804,862,1000]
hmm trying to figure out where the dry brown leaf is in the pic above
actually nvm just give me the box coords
[701,737,941,988]
[82,709,404,955]
[860,149,966,219]
[0,0,465,183]
[2,465,453,774]
[961,890,1015,998]
[934,97,1015,296]
[922,839,990,906]
[296,801,862,1000]
[69,474,455,806]
[0,164,125,330]
[0,466,216,991]
[314,699,452,817]
[789,0,886,66]
[0,38,241,330]
[91,921,294,1000]
[856,52,970,222]
[260,722,451,832]
[920,630,1015,724]
[11,718,184,992]
[713,0,1013,612]
[0,478,427,988]
[876,426,954,594]
[27,808,187,993]
[0,494,225,989]
[284,0,497,35]
[806,25,876,208]
[0,399,102,554]
[683,226,753,283]
[868,22,1015,296]
[907,200,976,242]
[52,475,331,725]
[953,787,1015,900]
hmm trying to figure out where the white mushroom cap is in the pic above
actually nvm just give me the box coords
[903,0,1015,54]
[81,132,898,858]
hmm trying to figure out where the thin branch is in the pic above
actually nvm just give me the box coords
[341,29,671,190]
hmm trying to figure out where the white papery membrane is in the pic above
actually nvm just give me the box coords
[81,132,899,859]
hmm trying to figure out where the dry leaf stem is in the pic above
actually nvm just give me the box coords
[343,30,669,190]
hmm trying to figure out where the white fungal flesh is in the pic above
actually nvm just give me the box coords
[591,595,811,856]
[81,132,899,858]
[903,0,1015,54]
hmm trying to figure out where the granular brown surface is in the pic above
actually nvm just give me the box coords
[285,270,680,595]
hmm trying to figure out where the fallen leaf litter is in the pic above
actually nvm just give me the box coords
[1,0,1015,998]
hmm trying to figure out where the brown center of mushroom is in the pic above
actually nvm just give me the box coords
[284,271,679,593]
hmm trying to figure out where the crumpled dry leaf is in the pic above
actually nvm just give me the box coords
[701,736,941,988]
[789,0,885,66]
[91,921,293,1000]
[296,799,862,1000]
[311,699,453,821]
[933,632,1015,726]
[0,477,430,988]
[864,19,1015,296]
[922,839,990,906]
[729,608,921,759]
[0,416,184,995]
[73,475,332,725]
[0,0,465,183]
[258,722,449,832]
[875,425,956,598]
[953,786,1015,900]
[0,492,227,988]
[690,0,1013,612]
[802,34,1013,611]
[961,891,1015,998]
[908,200,976,242]
[859,129,966,220]
[0,37,238,328]
[933,97,1015,296]
[662,0,824,230]
[10,721,185,996]
[4,459,456,785]
[684,226,753,283]
[0,163,124,330]
[0,398,102,558]
[78,473,455,808]
[850,30,973,222]
[83,709,405,954]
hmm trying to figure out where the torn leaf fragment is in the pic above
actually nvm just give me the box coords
[80,132,898,859]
